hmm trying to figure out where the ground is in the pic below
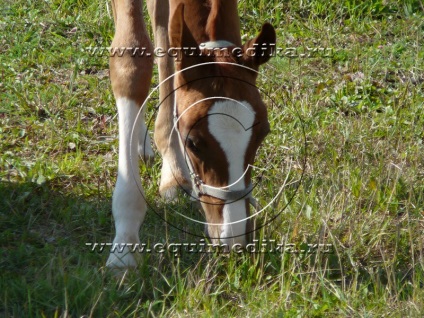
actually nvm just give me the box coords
[1,0,423,316]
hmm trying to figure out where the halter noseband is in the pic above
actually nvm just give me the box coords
[171,41,258,205]
[173,112,254,202]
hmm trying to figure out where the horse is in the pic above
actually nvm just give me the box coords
[107,0,276,267]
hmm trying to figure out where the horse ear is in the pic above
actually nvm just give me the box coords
[241,23,276,68]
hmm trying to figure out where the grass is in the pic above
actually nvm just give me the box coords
[1,0,423,316]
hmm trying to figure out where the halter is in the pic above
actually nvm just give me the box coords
[171,41,259,205]
[173,108,254,202]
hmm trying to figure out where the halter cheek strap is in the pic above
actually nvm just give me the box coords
[173,112,254,202]
[172,40,258,206]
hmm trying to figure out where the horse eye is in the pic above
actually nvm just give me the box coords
[186,137,200,154]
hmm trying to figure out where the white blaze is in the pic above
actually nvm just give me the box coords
[208,100,255,245]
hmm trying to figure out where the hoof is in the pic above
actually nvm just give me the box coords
[106,239,142,269]
[106,250,140,269]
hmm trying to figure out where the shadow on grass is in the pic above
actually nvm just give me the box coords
[0,180,342,316]
[1,180,421,316]
[0,180,208,316]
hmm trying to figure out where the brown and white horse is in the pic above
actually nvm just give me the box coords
[107,0,276,267]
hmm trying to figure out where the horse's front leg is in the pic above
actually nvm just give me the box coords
[107,0,154,268]
[147,0,191,201]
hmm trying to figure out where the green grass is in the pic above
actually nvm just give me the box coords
[1,0,423,316]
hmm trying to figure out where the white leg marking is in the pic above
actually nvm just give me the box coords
[137,107,154,163]
[159,148,192,200]
[159,153,180,200]
[158,129,191,201]
[208,101,255,245]
[107,98,146,268]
